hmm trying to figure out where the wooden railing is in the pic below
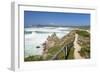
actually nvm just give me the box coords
[51,42,74,60]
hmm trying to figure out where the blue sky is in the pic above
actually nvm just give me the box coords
[24,11,90,27]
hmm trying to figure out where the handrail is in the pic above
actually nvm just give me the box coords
[51,41,74,60]
[51,46,66,60]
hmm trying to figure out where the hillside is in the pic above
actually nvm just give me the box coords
[42,29,90,60]
[24,29,90,61]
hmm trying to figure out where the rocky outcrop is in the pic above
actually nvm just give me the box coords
[47,33,60,47]
[43,33,60,50]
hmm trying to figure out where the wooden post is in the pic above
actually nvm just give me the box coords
[64,46,67,59]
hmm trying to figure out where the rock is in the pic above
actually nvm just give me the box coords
[43,32,60,50]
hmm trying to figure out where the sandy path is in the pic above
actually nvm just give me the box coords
[74,34,84,59]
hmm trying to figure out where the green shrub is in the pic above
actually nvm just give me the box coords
[76,30,90,37]
[24,55,43,61]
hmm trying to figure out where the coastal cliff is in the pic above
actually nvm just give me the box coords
[24,29,90,61]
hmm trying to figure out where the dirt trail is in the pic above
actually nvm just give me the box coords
[74,34,84,59]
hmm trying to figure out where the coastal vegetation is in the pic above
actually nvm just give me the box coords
[24,29,90,61]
